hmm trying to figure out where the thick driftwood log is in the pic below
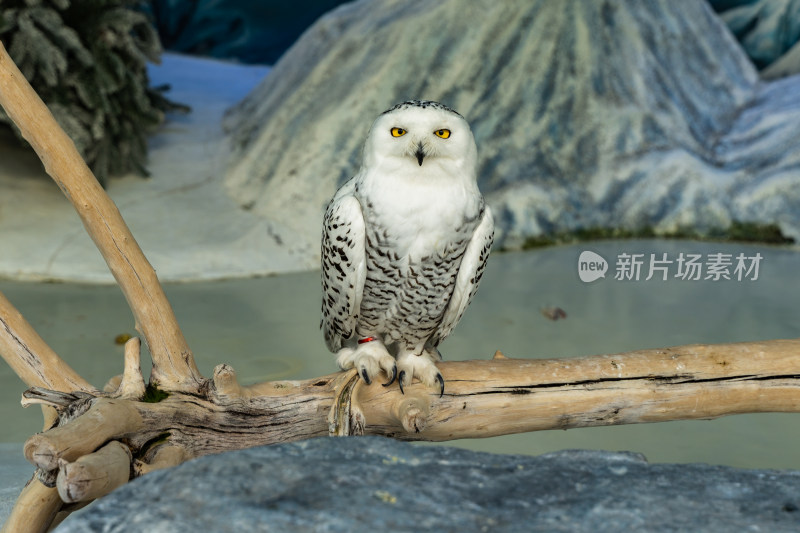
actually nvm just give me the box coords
[2,337,796,532]
[18,339,800,475]
[0,40,202,393]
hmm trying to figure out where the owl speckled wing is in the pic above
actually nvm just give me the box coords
[320,179,367,352]
[430,204,494,347]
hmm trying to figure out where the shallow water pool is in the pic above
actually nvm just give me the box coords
[1,240,798,468]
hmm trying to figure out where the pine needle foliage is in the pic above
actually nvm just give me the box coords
[0,0,188,185]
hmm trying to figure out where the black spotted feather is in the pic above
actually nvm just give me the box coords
[320,179,366,352]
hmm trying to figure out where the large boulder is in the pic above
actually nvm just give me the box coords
[56,436,800,532]
[224,0,800,251]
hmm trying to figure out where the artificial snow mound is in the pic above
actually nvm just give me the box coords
[224,0,800,249]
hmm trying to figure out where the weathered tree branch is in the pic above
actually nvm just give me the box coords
[0,40,202,392]
[2,337,797,531]
[1,479,62,533]
[0,290,95,395]
[19,340,800,468]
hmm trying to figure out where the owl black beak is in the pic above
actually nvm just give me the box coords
[414,143,425,166]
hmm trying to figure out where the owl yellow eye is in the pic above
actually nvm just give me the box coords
[391,127,406,137]
[434,129,451,139]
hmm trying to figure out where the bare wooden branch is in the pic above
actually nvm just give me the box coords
[211,363,247,400]
[357,340,800,437]
[114,337,147,399]
[394,392,430,434]
[0,41,203,392]
[0,479,61,533]
[7,336,797,531]
[24,399,144,472]
[20,388,94,410]
[0,291,95,394]
[56,441,132,503]
[134,445,188,476]
[18,339,800,485]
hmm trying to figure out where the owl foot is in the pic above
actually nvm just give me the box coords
[396,351,444,398]
[336,342,397,386]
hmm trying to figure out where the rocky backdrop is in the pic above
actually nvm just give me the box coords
[223,0,800,252]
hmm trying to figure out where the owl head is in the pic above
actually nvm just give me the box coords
[361,100,477,177]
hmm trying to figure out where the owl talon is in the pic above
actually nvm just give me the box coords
[398,370,406,394]
[383,364,397,387]
[436,373,444,397]
[360,367,372,385]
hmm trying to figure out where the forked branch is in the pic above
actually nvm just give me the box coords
[14,340,800,494]
[0,40,202,392]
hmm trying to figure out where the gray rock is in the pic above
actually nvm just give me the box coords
[224,0,800,251]
[56,436,800,532]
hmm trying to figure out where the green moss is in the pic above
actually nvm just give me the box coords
[142,383,169,403]
[725,221,793,244]
[142,432,170,448]
[519,235,557,248]
[134,431,171,459]
[520,221,794,250]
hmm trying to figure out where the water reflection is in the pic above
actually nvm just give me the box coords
[1,241,798,468]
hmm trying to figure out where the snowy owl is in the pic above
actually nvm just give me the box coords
[321,100,493,397]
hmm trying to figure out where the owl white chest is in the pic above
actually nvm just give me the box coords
[357,163,480,259]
